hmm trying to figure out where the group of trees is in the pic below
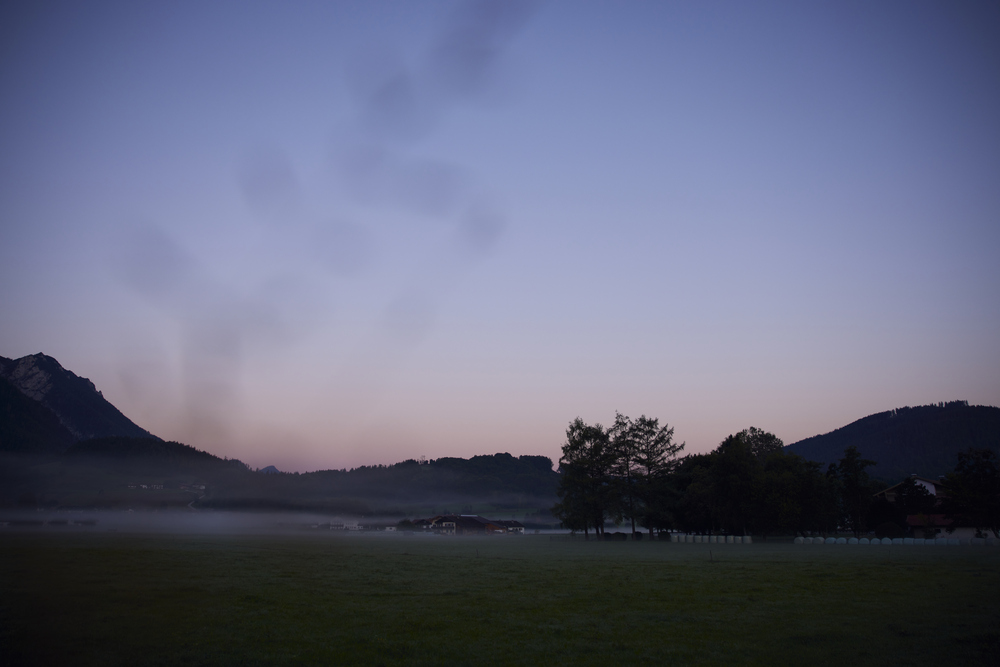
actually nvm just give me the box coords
[551,413,684,540]
[553,415,1000,539]
[941,448,1000,538]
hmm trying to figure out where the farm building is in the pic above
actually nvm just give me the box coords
[874,475,979,539]
[498,520,525,534]
[874,475,944,503]
[417,515,520,535]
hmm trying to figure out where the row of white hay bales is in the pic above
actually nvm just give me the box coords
[670,534,752,544]
[794,536,1000,546]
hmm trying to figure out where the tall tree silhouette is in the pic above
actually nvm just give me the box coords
[553,418,612,538]
[942,448,1000,538]
[630,415,684,539]
[829,446,877,537]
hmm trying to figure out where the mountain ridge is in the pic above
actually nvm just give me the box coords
[0,353,157,447]
[3,352,998,491]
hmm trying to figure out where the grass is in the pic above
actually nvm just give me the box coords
[1,529,998,666]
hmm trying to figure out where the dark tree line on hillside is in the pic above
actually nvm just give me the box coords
[1,443,560,514]
[553,415,1000,539]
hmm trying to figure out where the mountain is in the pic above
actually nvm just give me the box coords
[0,353,558,518]
[0,376,76,453]
[0,353,156,450]
[785,401,1000,482]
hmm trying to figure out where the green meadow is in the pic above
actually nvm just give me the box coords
[2,530,998,666]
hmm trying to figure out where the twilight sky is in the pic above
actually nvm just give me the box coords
[2,1,998,472]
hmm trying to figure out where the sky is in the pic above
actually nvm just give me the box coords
[2,1,998,472]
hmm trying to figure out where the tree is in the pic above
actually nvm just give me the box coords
[552,418,612,538]
[789,455,840,536]
[608,413,640,536]
[886,477,938,538]
[942,448,1000,538]
[711,433,757,536]
[671,453,716,534]
[894,478,937,517]
[742,426,784,460]
[828,446,877,537]
[557,413,684,540]
[753,452,803,539]
[630,415,685,539]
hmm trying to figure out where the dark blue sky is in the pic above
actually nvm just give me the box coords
[2,1,998,470]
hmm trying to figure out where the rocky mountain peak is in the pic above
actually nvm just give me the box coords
[0,352,157,444]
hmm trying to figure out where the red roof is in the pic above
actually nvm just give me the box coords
[905,513,953,527]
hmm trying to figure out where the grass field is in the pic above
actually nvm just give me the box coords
[2,528,998,666]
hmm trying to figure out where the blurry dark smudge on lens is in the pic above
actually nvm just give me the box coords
[382,293,435,344]
[238,148,299,219]
[314,220,375,277]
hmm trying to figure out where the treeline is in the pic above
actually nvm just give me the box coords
[552,414,1000,539]
[1,443,559,515]
[240,453,559,505]
[212,449,559,514]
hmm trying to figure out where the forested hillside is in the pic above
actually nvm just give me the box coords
[208,453,558,510]
[1,439,557,517]
[786,402,1000,481]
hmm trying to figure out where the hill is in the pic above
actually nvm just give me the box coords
[200,453,559,514]
[0,353,157,450]
[785,401,1000,482]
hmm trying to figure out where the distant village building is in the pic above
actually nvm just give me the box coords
[498,520,525,534]
[874,475,944,503]
[328,521,361,530]
[415,515,524,536]
[874,474,978,539]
